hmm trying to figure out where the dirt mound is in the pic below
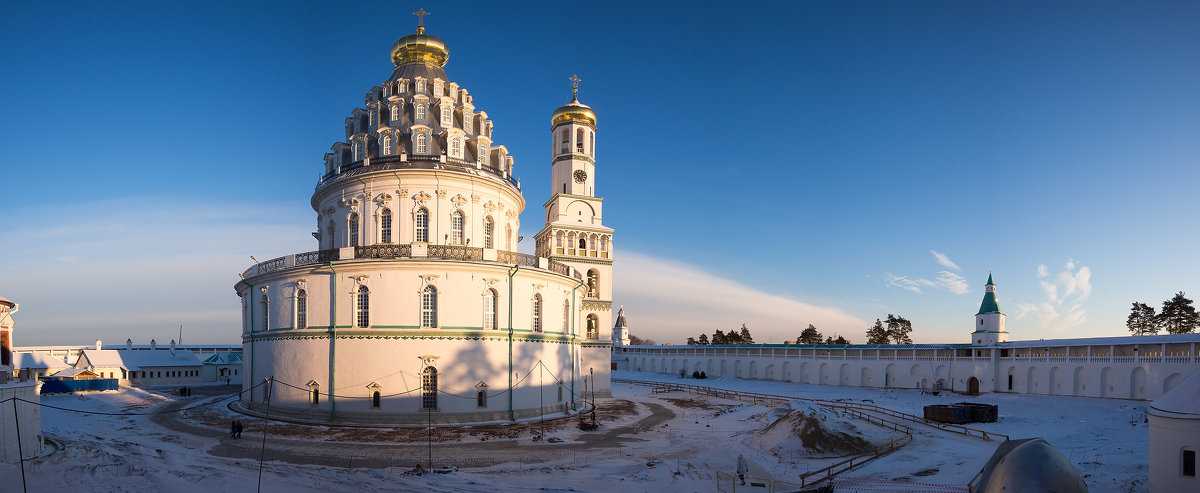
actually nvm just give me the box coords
[752,401,874,457]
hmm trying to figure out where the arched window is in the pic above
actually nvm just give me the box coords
[506,224,513,250]
[562,300,570,332]
[296,289,307,330]
[380,208,393,243]
[589,131,594,157]
[421,367,438,409]
[415,133,427,154]
[483,216,494,249]
[531,294,543,332]
[479,142,489,164]
[440,104,452,127]
[483,289,497,330]
[326,222,335,250]
[414,208,429,243]
[382,135,392,155]
[576,128,585,152]
[559,129,569,153]
[355,285,369,328]
[451,210,465,244]
[309,383,319,405]
[421,285,438,328]
[587,269,599,298]
[260,295,269,331]
[390,104,399,122]
[578,238,586,249]
[450,135,462,158]
[476,388,487,407]
[348,213,360,247]
[586,314,599,339]
[372,391,381,408]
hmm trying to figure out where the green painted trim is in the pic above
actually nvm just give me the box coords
[369,325,420,329]
[547,256,613,266]
[551,153,595,164]
[439,326,483,331]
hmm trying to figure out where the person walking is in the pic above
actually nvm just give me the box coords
[235,420,243,439]
[230,420,237,439]
[736,454,749,486]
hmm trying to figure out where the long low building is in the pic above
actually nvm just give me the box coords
[612,276,1200,401]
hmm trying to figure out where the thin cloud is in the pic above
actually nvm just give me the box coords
[884,251,972,295]
[1013,259,1092,333]
[930,250,962,272]
[616,252,868,344]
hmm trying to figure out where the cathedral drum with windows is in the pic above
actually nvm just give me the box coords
[234,16,613,425]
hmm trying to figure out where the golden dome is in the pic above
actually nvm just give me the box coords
[390,31,449,68]
[551,94,597,128]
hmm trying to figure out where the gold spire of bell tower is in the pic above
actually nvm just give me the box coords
[413,8,429,34]
[569,74,581,102]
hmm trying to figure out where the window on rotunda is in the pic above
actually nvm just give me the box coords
[562,300,570,332]
[531,294,543,332]
[380,208,393,243]
[415,208,429,243]
[296,289,307,330]
[451,210,464,244]
[450,135,462,158]
[260,295,269,331]
[421,285,438,328]
[479,142,489,164]
[483,289,497,330]
[355,285,370,328]
[422,367,438,409]
[348,213,360,247]
[390,104,399,122]
[382,136,392,155]
[415,103,426,123]
[441,104,452,127]
[415,133,428,154]
[483,216,494,249]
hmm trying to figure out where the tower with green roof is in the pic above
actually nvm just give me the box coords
[972,273,1009,346]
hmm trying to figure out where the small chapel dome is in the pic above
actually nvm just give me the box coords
[551,94,596,128]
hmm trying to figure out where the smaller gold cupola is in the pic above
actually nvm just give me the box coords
[552,74,596,128]
[389,9,449,68]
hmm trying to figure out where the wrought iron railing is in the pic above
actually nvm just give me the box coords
[426,244,484,261]
[355,244,411,259]
[258,256,287,274]
[497,250,539,267]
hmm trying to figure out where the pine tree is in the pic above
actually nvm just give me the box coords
[798,324,823,344]
[834,335,850,345]
[886,314,913,345]
[686,336,697,345]
[712,329,726,345]
[697,334,709,345]
[866,319,889,344]
[738,324,754,344]
[1126,302,1159,336]
[1159,292,1200,334]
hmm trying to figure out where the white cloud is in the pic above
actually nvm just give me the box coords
[616,251,868,343]
[1014,260,1092,333]
[930,250,962,272]
[884,251,972,295]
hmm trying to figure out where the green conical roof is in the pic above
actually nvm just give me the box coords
[986,273,994,285]
[977,274,1001,314]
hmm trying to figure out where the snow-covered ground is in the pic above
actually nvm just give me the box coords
[0,370,1148,492]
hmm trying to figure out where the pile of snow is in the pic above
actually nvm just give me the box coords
[750,400,875,458]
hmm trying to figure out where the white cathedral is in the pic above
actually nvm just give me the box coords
[234,16,613,424]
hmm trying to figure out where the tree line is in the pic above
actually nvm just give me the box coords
[686,324,755,345]
[790,314,914,345]
[1127,292,1199,335]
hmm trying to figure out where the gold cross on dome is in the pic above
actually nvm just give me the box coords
[569,74,581,94]
[414,8,429,33]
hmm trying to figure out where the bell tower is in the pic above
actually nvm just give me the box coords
[972,273,1009,346]
[535,76,614,341]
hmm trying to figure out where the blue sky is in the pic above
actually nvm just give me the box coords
[2,1,1198,346]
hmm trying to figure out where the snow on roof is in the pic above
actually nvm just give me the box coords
[1149,368,1200,419]
[13,352,70,370]
[50,368,97,378]
[202,352,242,365]
[1003,332,1200,348]
[79,349,203,371]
